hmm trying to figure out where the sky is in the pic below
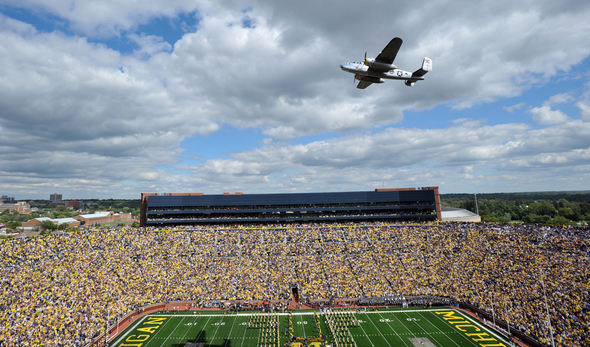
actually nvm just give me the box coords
[1,0,590,199]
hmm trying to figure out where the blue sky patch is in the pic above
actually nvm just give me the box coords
[1,4,71,34]
[135,11,199,47]
[178,125,265,163]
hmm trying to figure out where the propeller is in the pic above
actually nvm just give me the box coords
[354,52,367,86]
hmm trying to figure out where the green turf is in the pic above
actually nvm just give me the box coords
[110,309,513,347]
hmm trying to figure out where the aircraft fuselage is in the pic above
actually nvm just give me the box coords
[339,62,424,81]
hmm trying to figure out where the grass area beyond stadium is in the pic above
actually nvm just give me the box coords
[110,308,513,347]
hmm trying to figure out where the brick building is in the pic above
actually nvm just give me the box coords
[0,201,32,214]
[74,211,132,226]
[22,217,81,229]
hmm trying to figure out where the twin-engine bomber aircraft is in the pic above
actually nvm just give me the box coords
[340,37,432,89]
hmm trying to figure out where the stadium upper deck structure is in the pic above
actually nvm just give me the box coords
[140,187,442,227]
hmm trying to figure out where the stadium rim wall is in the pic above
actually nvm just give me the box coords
[139,187,442,227]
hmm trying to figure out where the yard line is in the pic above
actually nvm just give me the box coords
[410,311,462,347]
[388,311,415,332]
[142,315,178,347]
[223,316,238,347]
[363,313,393,347]
[375,311,411,347]
[158,316,187,347]
[355,314,377,347]
[239,317,249,347]
[193,316,212,343]
[209,316,226,345]
[256,321,262,346]
[178,316,200,345]
[388,310,422,341]
[299,314,307,338]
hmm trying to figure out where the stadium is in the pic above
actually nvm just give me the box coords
[1,188,588,347]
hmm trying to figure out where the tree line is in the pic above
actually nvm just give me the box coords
[441,191,590,225]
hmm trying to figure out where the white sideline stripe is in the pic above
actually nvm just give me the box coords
[150,308,450,317]
[110,315,149,346]
[110,308,509,346]
[453,310,511,343]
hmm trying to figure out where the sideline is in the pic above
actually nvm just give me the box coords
[453,309,513,344]
[146,308,451,317]
[110,315,149,346]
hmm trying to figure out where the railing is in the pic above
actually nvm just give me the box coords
[458,301,548,347]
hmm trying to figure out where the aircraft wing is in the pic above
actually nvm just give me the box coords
[356,80,373,89]
[374,37,403,64]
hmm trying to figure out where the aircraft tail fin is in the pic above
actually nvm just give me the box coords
[412,57,432,78]
[405,57,432,86]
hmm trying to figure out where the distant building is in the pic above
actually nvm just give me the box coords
[74,211,132,226]
[1,195,15,203]
[51,200,82,208]
[22,217,80,229]
[440,206,481,222]
[0,202,32,214]
[66,200,81,208]
[50,193,62,202]
[75,211,113,226]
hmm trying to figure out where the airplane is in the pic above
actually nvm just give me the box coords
[340,37,432,89]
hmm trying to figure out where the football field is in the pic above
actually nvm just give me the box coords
[110,308,513,347]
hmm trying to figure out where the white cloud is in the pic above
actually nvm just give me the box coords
[127,33,172,58]
[544,93,574,106]
[529,105,570,124]
[2,0,211,36]
[577,101,590,121]
[2,1,590,197]
[166,119,590,193]
[504,102,526,113]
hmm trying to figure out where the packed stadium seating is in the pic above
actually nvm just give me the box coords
[0,222,588,346]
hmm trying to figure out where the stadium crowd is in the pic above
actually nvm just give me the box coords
[0,222,588,346]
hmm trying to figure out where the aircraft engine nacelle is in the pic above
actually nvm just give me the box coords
[356,75,384,83]
[405,81,415,87]
[365,58,397,71]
